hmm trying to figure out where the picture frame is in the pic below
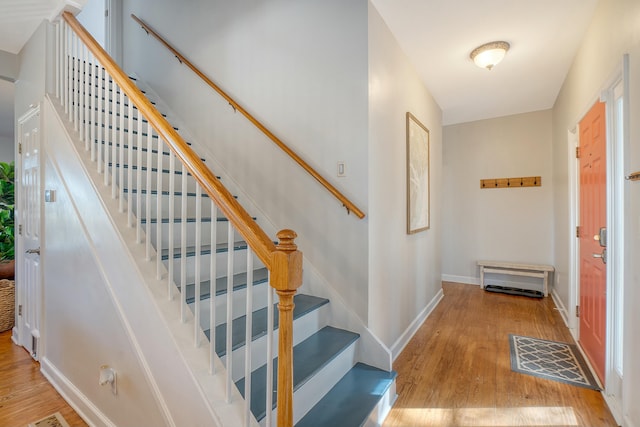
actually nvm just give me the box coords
[406,112,430,234]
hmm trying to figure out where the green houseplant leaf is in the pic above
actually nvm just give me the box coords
[0,161,15,260]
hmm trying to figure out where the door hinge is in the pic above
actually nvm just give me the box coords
[576,147,581,158]
[18,142,22,154]
[576,305,580,318]
[18,224,22,235]
[576,226,580,238]
[18,304,22,316]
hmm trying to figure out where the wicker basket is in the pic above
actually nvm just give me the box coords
[0,279,15,333]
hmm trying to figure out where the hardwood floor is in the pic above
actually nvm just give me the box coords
[0,330,87,427]
[383,282,618,427]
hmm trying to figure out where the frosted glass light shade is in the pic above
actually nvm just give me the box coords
[470,41,510,70]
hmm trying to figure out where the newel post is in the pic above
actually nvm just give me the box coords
[271,229,303,427]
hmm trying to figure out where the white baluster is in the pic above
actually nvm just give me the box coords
[97,65,104,174]
[145,122,153,261]
[55,22,60,100]
[64,22,70,114]
[226,222,234,403]
[265,275,274,427]
[194,183,202,346]
[156,137,163,280]
[111,86,119,198]
[103,77,111,186]
[90,58,97,162]
[118,90,126,209]
[180,161,188,322]
[127,97,134,225]
[244,249,254,427]
[79,43,85,143]
[72,34,78,130]
[136,108,143,243]
[209,201,217,374]
[82,44,89,147]
[168,149,175,297]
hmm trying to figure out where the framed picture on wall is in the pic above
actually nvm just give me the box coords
[406,112,430,234]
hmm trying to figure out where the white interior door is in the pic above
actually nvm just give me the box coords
[16,106,42,360]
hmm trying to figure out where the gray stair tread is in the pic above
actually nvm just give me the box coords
[182,268,269,303]
[235,326,360,421]
[205,294,329,357]
[295,363,397,427]
[160,240,249,259]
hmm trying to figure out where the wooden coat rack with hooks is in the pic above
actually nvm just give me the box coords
[480,176,541,189]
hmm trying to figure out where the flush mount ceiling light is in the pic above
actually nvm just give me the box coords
[470,41,510,70]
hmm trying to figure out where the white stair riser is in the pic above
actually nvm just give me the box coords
[363,382,397,427]
[144,221,236,248]
[261,342,358,427]
[164,250,262,285]
[221,303,329,382]
[116,168,200,192]
[188,281,270,328]
[127,193,215,219]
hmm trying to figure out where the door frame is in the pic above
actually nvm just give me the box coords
[568,55,628,423]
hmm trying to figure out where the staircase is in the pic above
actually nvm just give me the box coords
[53,13,396,427]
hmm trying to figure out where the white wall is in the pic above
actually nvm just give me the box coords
[442,110,554,283]
[77,0,106,48]
[43,155,167,427]
[15,22,47,119]
[625,42,640,427]
[0,136,13,162]
[551,0,640,424]
[367,4,443,352]
[122,0,371,322]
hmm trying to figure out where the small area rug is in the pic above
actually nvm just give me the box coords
[509,334,600,390]
[28,412,71,427]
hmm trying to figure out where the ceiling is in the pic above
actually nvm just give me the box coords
[0,0,599,134]
[371,0,598,125]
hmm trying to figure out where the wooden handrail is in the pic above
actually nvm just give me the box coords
[130,14,366,219]
[63,12,300,426]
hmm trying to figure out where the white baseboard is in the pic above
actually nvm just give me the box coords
[550,288,569,327]
[625,414,638,427]
[441,274,479,286]
[391,288,444,361]
[40,357,115,427]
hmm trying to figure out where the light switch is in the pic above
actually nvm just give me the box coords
[337,161,346,177]
[45,190,56,202]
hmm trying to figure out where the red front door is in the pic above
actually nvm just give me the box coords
[579,100,607,384]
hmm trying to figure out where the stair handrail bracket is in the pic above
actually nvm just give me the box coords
[130,14,365,219]
[60,11,302,427]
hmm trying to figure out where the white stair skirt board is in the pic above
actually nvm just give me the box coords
[441,274,479,285]
[261,342,358,427]
[222,303,330,382]
[391,288,444,361]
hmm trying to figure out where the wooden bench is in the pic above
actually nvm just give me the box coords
[477,261,554,297]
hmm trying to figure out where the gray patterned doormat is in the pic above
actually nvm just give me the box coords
[509,335,600,390]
